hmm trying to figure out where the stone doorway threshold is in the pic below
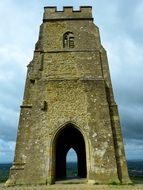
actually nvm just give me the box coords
[55,178,87,184]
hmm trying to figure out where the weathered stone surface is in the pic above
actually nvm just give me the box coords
[6,6,131,186]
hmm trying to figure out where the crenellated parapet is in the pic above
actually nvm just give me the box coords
[43,6,93,21]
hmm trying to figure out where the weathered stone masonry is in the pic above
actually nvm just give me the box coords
[6,6,131,186]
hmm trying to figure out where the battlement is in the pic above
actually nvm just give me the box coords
[43,6,93,21]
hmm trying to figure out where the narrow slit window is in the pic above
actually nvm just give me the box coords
[63,32,74,48]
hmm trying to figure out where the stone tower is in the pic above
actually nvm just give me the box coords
[7,6,131,186]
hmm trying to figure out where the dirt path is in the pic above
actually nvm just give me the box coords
[0,184,143,190]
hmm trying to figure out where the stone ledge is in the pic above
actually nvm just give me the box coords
[20,105,32,108]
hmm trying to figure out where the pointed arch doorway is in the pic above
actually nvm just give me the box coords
[55,124,87,180]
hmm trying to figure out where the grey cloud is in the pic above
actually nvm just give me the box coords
[0,139,15,163]
[124,139,143,160]
[0,0,143,162]
[121,108,143,140]
[94,0,143,155]
[117,0,143,45]
[0,123,17,142]
[0,106,19,141]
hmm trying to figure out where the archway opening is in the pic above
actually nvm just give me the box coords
[55,124,87,180]
[66,148,78,178]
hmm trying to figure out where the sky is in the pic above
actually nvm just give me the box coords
[0,0,143,163]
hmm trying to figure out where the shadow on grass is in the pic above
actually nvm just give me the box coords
[0,176,8,183]
[130,176,143,184]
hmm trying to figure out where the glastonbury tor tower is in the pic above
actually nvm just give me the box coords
[7,6,131,186]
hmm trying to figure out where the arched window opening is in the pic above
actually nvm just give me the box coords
[66,148,78,178]
[63,32,74,48]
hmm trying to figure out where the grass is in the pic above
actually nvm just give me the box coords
[0,176,8,183]
[130,176,143,184]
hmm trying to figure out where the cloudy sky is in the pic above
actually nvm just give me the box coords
[0,0,143,163]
